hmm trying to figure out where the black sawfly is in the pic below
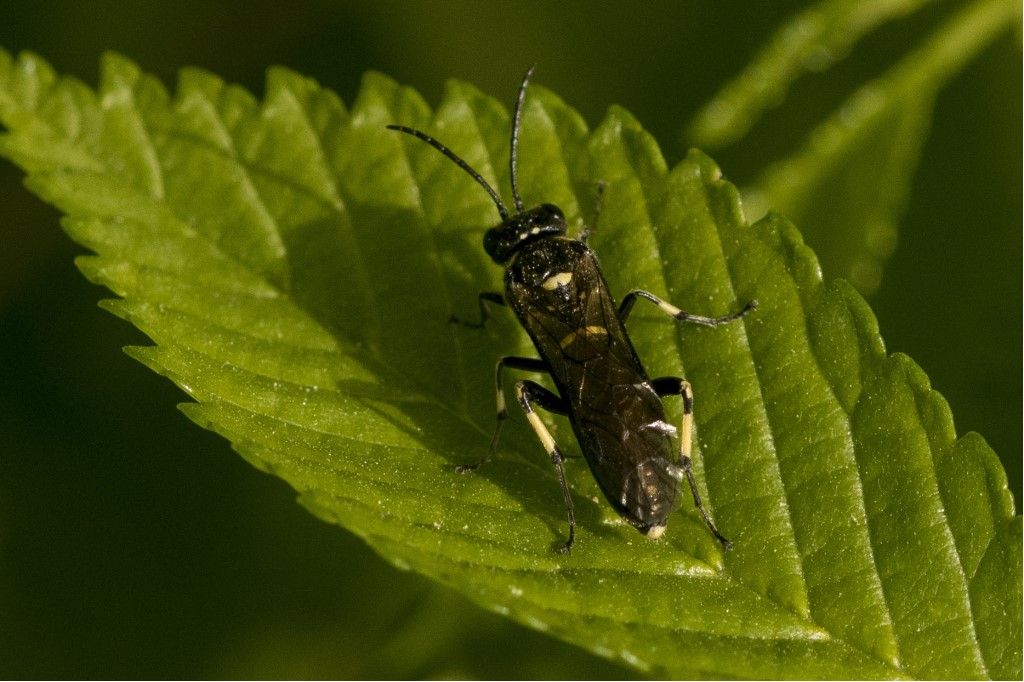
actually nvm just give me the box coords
[388,67,756,553]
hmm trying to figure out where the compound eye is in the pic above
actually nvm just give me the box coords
[540,203,565,223]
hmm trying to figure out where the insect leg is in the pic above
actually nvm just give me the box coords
[516,379,576,554]
[450,291,505,328]
[455,355,552,473]
[651,376,733,551]
[618,290,757,327]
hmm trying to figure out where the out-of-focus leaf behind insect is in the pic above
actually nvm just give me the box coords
[690,0,1018,294]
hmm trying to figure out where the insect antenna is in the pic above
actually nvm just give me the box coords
[509,65,536,214]
[386,124,510,221]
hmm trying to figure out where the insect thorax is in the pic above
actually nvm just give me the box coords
[506,237,590,312]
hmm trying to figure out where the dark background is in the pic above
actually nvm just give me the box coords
[1,2,1019,677]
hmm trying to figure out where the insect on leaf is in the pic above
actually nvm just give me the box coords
[0,49,1019,679]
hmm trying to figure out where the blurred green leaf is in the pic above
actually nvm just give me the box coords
[691,0,1019,294]
[688,0,935,147]
[0,49,1018,679]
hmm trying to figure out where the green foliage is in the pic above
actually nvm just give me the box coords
[690,0,1020,294]
[0,48,1019,679]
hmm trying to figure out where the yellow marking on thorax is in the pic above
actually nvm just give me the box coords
[541,271,573,290]
[559,325,608,348]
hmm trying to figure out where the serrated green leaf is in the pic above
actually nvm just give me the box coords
[690,0,1019,294]
[0,49,1019,679]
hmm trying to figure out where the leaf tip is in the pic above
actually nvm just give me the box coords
[99,50,141,88]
